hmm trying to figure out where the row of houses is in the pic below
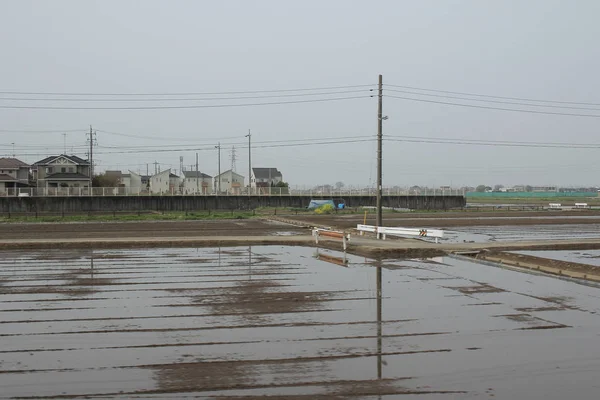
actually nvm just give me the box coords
[0,154,284,195]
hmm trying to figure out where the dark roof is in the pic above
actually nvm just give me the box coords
[169,173,180,178]
[45,172,91,180]
[33,154,90,166]
[0,157,30,169]
[252,168,282,179]
[0,173,17,182]
[183,170,212,179]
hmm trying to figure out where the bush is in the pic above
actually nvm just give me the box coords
[314,204,335,214]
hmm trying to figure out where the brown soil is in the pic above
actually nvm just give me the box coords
[0,219,306,240]
[283,212,600,229]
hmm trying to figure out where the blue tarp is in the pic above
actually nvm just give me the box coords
[307,199,335,209]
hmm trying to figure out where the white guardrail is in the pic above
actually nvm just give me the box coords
[357,224,444,243]
[312,228,350,250]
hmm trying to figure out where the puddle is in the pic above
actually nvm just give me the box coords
[1,247,600,399]
[514,249,600,267]
[441,224,600,244]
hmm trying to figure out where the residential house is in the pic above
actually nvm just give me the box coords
[0,157,31,192]
[182,170,212,194]
[169,173,181,194]
[140,175,150,189]
[121,173,131,188]
[214,170,244,194]
[251,168,283,191]
[149,169,170,194]
[128,171,143,192]
[33,154,91,189]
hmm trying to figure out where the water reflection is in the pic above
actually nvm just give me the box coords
[313,249,348,267]
[248,245,252,280]
[376,259,382,380]
[313,249,384,380]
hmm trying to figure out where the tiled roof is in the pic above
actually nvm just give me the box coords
[252,168,282,179]
[182,170,212,179]
[0,157,30,168]
[0,173,17,182]
[33,155,90,166]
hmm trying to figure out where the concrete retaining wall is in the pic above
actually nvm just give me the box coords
[0,195,465,213]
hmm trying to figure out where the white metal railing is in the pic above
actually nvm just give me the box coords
[0,186,467,197]
[357,224,445,243]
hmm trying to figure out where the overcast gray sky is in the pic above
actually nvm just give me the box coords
[1,0,599,188]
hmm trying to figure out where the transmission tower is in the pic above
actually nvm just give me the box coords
[230,145,237,172]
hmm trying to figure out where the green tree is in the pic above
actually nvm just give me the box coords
[476,185,487,192]
[92,173,119,187]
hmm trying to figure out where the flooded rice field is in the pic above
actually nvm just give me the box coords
[442,223,600,244]
[515,249,600,267]
[1,246,600,399]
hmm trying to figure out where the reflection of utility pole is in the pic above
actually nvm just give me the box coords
[376,260,382,379]
[248,245,252,281]
[90,250,94,280]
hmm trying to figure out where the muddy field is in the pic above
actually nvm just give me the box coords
[0,219,306,240]
[286,212,600,229]
[1,246,600,399]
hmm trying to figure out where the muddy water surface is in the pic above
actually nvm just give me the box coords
[1,247,600,399]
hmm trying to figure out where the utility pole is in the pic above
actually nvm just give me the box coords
[245,129,251,193]
[196,153,199,193]
[62,133,67,154]
[376,74,383,229]
[215,143,221,193]
[153,161,159,175]
[86,126,97,183]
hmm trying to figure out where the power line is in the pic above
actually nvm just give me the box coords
[0,95,372,110]
[94,134,373,150]
[385,89,600,112]
[97,129,242,142]
[0,84,375,96]
[384,95,600,118]
[385,83,600,106]
[92,138,376,155]
[0,89,374,102]
[0,128,86,133]
[386,136,600,149]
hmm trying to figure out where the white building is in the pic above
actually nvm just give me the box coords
[182,170,212,194]
[127,170,143,193]
[149,169,170,194]
[214,169,244,194]
[169,173,181,194]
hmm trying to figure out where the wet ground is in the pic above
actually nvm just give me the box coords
[2,246,600,399]
[0,219,306,240]
[441,224,600,244]
[515,249,600,267]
